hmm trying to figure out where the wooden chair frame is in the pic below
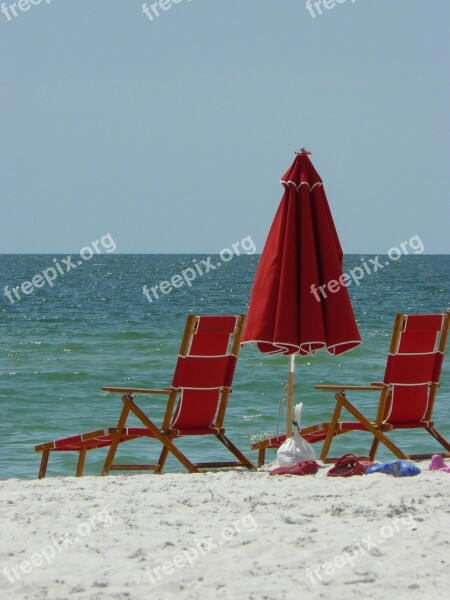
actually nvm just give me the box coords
[251,312,450,466]
[318,312,450,463]
[35,314,255,477]
[101,314,255,475]
[35,429,113,479]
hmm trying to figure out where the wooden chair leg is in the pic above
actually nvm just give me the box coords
[258,448,265,468]
[427,425,450,453]
[102,400,131,476]
[217,434,256,470]
[126,396,199,473]
[369,436,380,461]
[155,446,170,474]
[340,395,408,460]
[320,394,344,462]
[38,450,50,479]
[76,448,87,477]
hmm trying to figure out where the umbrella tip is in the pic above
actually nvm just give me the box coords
[295,148,311,155]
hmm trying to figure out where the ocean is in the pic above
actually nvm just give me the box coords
[0,254,449,480]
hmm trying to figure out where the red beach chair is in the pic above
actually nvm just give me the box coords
[317,312,450,462]
[35,314,255,477]
[252,313,450,465]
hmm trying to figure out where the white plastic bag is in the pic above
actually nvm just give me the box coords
[276,403,316,467]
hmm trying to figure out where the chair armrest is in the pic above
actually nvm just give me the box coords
[102,387,171,395]
[315,384,386,391]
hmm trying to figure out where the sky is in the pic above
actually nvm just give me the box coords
[1,0,449,254]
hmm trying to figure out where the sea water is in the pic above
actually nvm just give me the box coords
[0,254,448,479]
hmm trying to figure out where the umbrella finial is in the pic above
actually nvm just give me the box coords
[295,148,311,155]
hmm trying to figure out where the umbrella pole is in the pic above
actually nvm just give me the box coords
[286,354,295,437]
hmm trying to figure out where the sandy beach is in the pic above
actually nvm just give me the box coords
[1,463,449,600]
[1,1,449,599]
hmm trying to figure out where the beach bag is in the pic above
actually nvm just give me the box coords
[277,403,316,467]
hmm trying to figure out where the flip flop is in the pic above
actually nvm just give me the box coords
[327,453,373,477]
[269,465,293,476]
[289,460,319,476]
[270,460,319,476]
[365,460,420,477]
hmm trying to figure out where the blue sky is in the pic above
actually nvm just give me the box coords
[1,0,449,254]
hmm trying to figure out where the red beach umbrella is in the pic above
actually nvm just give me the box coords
[242,149,361,435]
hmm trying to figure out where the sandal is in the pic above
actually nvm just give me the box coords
[270,460,319,476]
[327,453,372,477]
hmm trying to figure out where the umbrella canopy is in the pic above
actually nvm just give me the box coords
[242,150,361,356]
[242,150,361,437]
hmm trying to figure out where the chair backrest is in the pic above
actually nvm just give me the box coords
[380,313,449,424]
[167,314,245,431]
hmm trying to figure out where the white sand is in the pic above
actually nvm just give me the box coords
[1,464,449,600]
